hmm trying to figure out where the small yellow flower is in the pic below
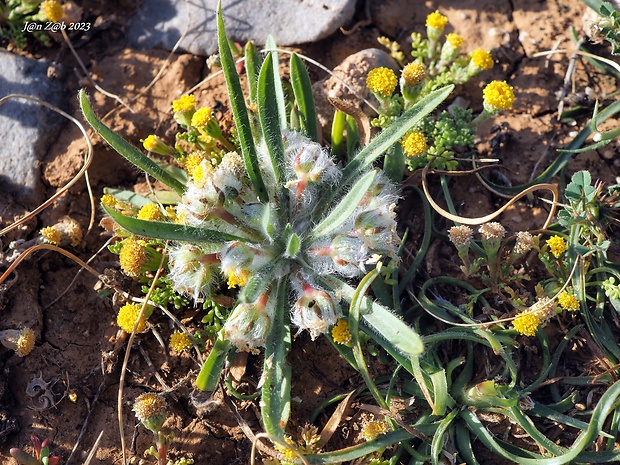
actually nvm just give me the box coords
[41,1,63,22]
[169,331,192,352]
[426,10,448,30]
[401,130,428,157]
[513,311,540,337]
[401,63,426,87]
[546,235,567,258]
[366,67,398,97]
[142,135,158,151]
[101,194,117,207]
[274,436,298,462]
[184,151,206,174]
[133,393,167,422]
[41,226,61,246]
[483,81,515,112]
[16,328,36,357]
[446,33,464,48]
[117,302,149,333]
[558,291,579,311]
[361,420,389,441]
[172,94,196,112]
[137,204,161,221]
[332,319,352,344]
[191,107,213,127]
[119,238,147,277]
[227,268,251,289]
[471,49,494,70]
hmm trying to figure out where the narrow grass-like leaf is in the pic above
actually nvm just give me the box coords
[258,53,285,183]
[244,41,261,104]
[261,279,291,436]
[217,3,268,202]
[349,269,389,409]
[431,409,458,465]
[103,205,251,243]
[265,35,288,129]
[311,170,377,238]
[195,336,231,391]
[290,53,318,141]
[461,380,620,464]
[331,110,346,159]
[455,422,480,465]
[79,89,185,195]
[325,84,453,205]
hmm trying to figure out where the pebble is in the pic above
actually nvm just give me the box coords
[312,48,399,137]
[127,0,356,56]
[0,50,65,208]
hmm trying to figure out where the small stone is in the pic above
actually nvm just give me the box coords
[127,0,356,56]
[312,48,399,137]
[0,50,66,208]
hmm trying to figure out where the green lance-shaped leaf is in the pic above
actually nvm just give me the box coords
[195,335,231,391]
[103,205,252,243]
[316,84,453,210]
[244,41,262,104]
[310,170,377,239]
[261,279,292,436]
[265,35,288,129]
[431,408,459,465]
[217,2,268,203]
[290,53,319,141]
[79,89,186,196]
[258,53,285,183]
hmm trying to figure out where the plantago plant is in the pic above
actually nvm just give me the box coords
[80,1,454,440]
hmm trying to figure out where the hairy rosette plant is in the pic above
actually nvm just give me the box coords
[80,1,454,439]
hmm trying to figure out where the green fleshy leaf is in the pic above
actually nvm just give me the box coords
[217,2,268,202]
[79,89,186,195]
[258,52,285,183]
[290,53,319,141]
[311,170,377,238]
[265,35,288,129]
[103,205,252,243]
[261,279,291,436]
[195,336,231,391]
[244,41,262,104]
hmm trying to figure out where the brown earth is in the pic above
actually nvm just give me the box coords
[1,0,619,464]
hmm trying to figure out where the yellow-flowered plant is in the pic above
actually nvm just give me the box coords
[81,3,432,445]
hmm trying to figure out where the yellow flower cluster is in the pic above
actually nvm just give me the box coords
[137,204,161,221]
[483,80,515,111]
[101,194,117,207]
[558,291,579,311]
[41,226,62,246]
[41,1,63,22]
[275,436,298,462]
[361,420,390,441]
[401,130,428,157]
[471,49,494,70]
[117,302,148,333]
[169,331,192,352]
[133,393,167,421]
[191,107,213,127]
[402,63,426,87]
[331,319,352,344]
[172,94,196,112]
[227,268,251,289]
[16,328,36,357]
[426,10,448,30]
[366,67,398,97]
[546,235,567,258]
[142,135,158,151]
[119,238,147,277]
[513,311,540,337]
[446,33,464,48]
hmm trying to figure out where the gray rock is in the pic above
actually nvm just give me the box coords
[0,50,66,208]
[127,0,356,56]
